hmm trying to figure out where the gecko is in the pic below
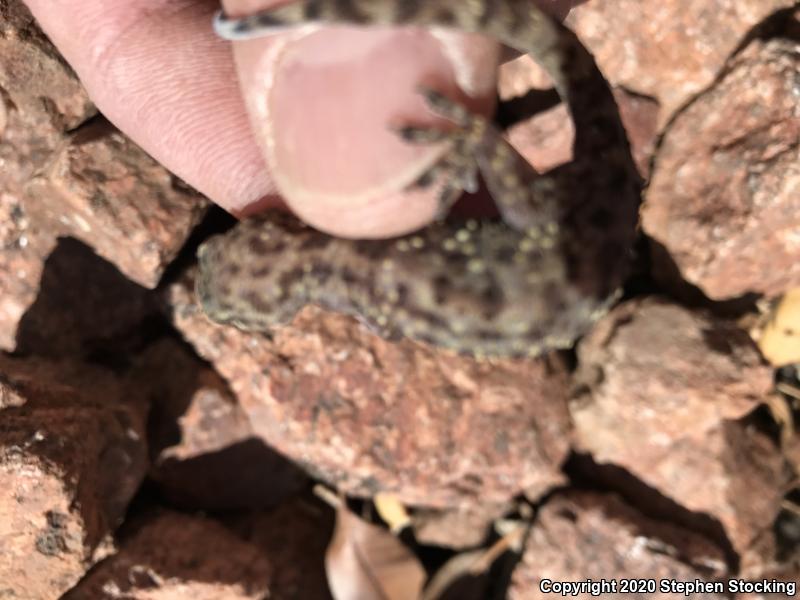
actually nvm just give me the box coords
[196,0,642,358]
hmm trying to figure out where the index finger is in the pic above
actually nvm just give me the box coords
[23,0,279,213]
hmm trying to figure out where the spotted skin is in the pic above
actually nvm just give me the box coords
[197,0,642,357]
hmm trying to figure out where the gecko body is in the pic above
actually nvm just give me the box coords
[197,0,641,357]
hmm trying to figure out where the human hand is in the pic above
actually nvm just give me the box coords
[24,0,582,237]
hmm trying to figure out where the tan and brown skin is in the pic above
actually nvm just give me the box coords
[197,0,642,358]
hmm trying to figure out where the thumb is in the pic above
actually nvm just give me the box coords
[222,0,501,238]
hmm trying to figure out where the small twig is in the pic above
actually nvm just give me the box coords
[765,392,795,448]
[777,381,800,401]
[469,525,526,575]
[780,498,800,517]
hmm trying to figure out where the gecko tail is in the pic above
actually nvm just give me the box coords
[213,3,310,40]
[213,0,398,40]
[213,0,495,40]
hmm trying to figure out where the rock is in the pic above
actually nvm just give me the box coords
[567,0,796,125]
[0,1,95,130]
[642,29,800,300]
[153,437,311,511]
[140,339,311,510]
[225,498,335,600]
[0,0,93,351]
[498,0,793,183]
[0,355,148,600]
[0,0,207,350]
[141,339,255,459]
[509,492,728,599]
[411,502,511,549]
[23,117,209,289]
[169,274,572,508]
[571,298,788,554]
[0,192,56,351]
[13,238,159,359]
[734,567,799,599]
[62,512,272,600]
[499,57,660,178]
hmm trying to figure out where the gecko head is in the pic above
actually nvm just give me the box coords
[195,234,243,325]
[195,219,312,333]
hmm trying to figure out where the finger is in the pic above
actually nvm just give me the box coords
[22,0,278,213]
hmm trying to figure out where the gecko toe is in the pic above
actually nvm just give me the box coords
[409,156,479,218]
[394,125,449,144]
[416,86,471,126]
[213,2,309,40]
[412,167,439,189]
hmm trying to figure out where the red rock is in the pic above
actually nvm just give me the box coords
[509,492,729,599]
[169,274,572,508]
[411,501,511,549]
[642,28,800,300]
[0,193,56,351]
[13,238,160,358]
[734,567,799,599]
[737,516,800,595]
[572,298,788,554]
[0,0,207,349]
[499,0,792,187]
[500,56,660,178]
[136,340,254,459]
[62,512,272,600]
[24,118,209,289]
[139,339,310,510]
[0,0,91,351]
[225,499,335,600]
[615,90,661,179]
[0,356,148,600]
[567,0,795,125]
[0,2,95,130]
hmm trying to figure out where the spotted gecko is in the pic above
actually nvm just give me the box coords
[196,0,641,357]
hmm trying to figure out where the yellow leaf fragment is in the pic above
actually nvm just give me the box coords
[756,288,800,366]
[374,493,411,534]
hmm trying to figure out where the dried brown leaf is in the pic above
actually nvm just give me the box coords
[325,504,425,600]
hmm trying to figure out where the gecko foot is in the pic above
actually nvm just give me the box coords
[397,87,488,219]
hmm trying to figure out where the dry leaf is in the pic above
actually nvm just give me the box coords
[374,493,411,534]
[325,502,426,600]
[756,288,800,366]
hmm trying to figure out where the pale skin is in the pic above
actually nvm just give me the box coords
[21,0,582,238]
